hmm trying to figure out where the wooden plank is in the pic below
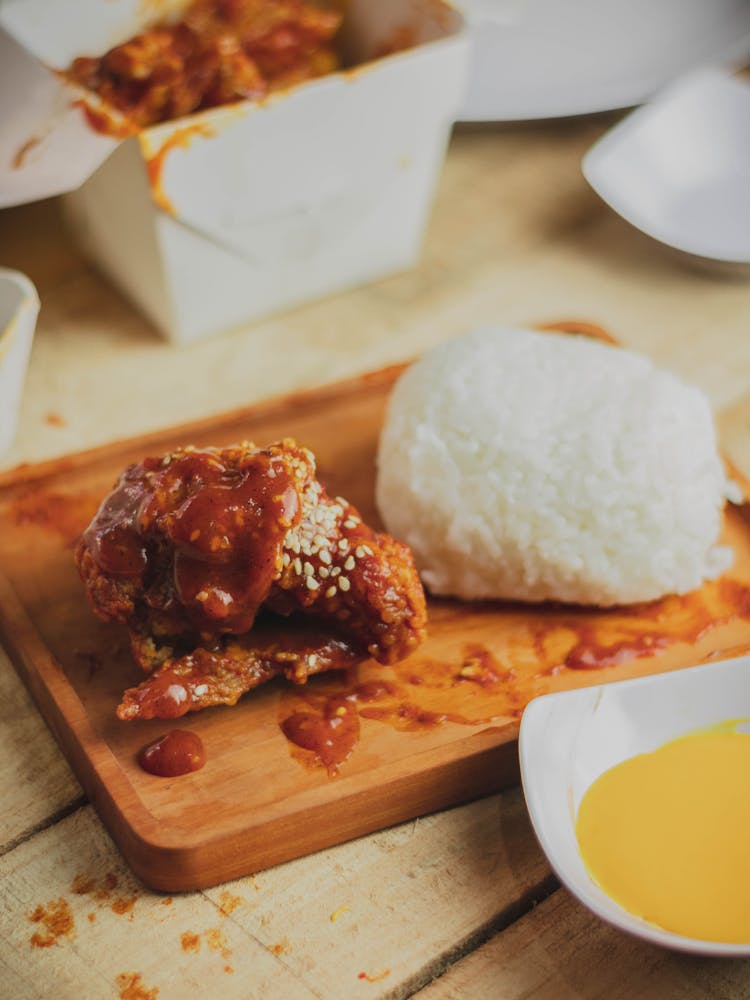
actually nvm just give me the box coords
[4,364,750,889]
[0,789,551,1000]
[0,806,316,1000]
[415,888,750,1000]
[0,644,82,854]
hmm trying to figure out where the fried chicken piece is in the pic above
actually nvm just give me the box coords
[119,619,362,720]
[75,439,427,719]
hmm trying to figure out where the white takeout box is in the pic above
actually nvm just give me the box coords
[0,268,40,457]
[0,0,468,344]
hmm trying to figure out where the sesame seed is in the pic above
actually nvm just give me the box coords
[282,552,291,567]
[338,539,349,552]
[293,557,302,575]
[339,576,350,592]
[325,585,337,598]
[303,561,314,576]
[355,546,366,559]
[331,566,341,577]
[319,567,329,578]
[306,576,319,591]
[344,555,355,571]
[319,549,332,565]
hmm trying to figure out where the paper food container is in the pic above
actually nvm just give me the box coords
[0,268,40,458]
[0,0,468,344]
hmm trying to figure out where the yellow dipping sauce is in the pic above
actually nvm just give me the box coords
[576,723,750,943]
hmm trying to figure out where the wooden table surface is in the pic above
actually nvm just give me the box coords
[2,116,750,1000]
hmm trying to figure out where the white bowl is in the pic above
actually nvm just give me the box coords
[583,69,750,265]
[519,654,750,956]
[0,268,39,457]
[459,0,750,121]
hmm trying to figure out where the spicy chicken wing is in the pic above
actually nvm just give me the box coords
[75,439,427,719]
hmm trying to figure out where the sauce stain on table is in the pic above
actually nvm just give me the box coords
[27,898,75,948]
[116,971,158,1000]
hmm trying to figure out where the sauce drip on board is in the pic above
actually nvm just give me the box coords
[138,730,206,777]
[279,644,524,775]
[279,577,750,775]
[539,578,750,674]
[576,722,750,943]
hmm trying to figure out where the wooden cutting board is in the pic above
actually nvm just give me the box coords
[3,364,750,892]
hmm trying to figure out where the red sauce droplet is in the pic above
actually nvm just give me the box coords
[281,696,359,773]
[138,730,205,777]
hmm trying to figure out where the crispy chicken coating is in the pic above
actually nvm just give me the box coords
[76,439,427,719]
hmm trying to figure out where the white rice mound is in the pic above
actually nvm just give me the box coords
[375,326,733,606]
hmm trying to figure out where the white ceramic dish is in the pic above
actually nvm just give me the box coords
[583,69,750,266]
[519,654,750,956]
[459,0,750,121]
[0,268,39,458]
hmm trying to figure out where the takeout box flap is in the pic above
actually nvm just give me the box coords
[0,27,121,209]
[138,31,467,263]
[0,0,193,207]
[0,0,165,208]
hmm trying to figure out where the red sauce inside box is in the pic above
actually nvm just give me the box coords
[66,0,343,132]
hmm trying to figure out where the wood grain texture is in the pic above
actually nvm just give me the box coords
[3,364,750,891]
[416,888,750,1000]
[0,789,551,1000]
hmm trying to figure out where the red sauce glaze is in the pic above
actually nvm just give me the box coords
[128,671,194,719]
[281,695,359,774]
[84,448,298,636]
[138,729,206,777]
